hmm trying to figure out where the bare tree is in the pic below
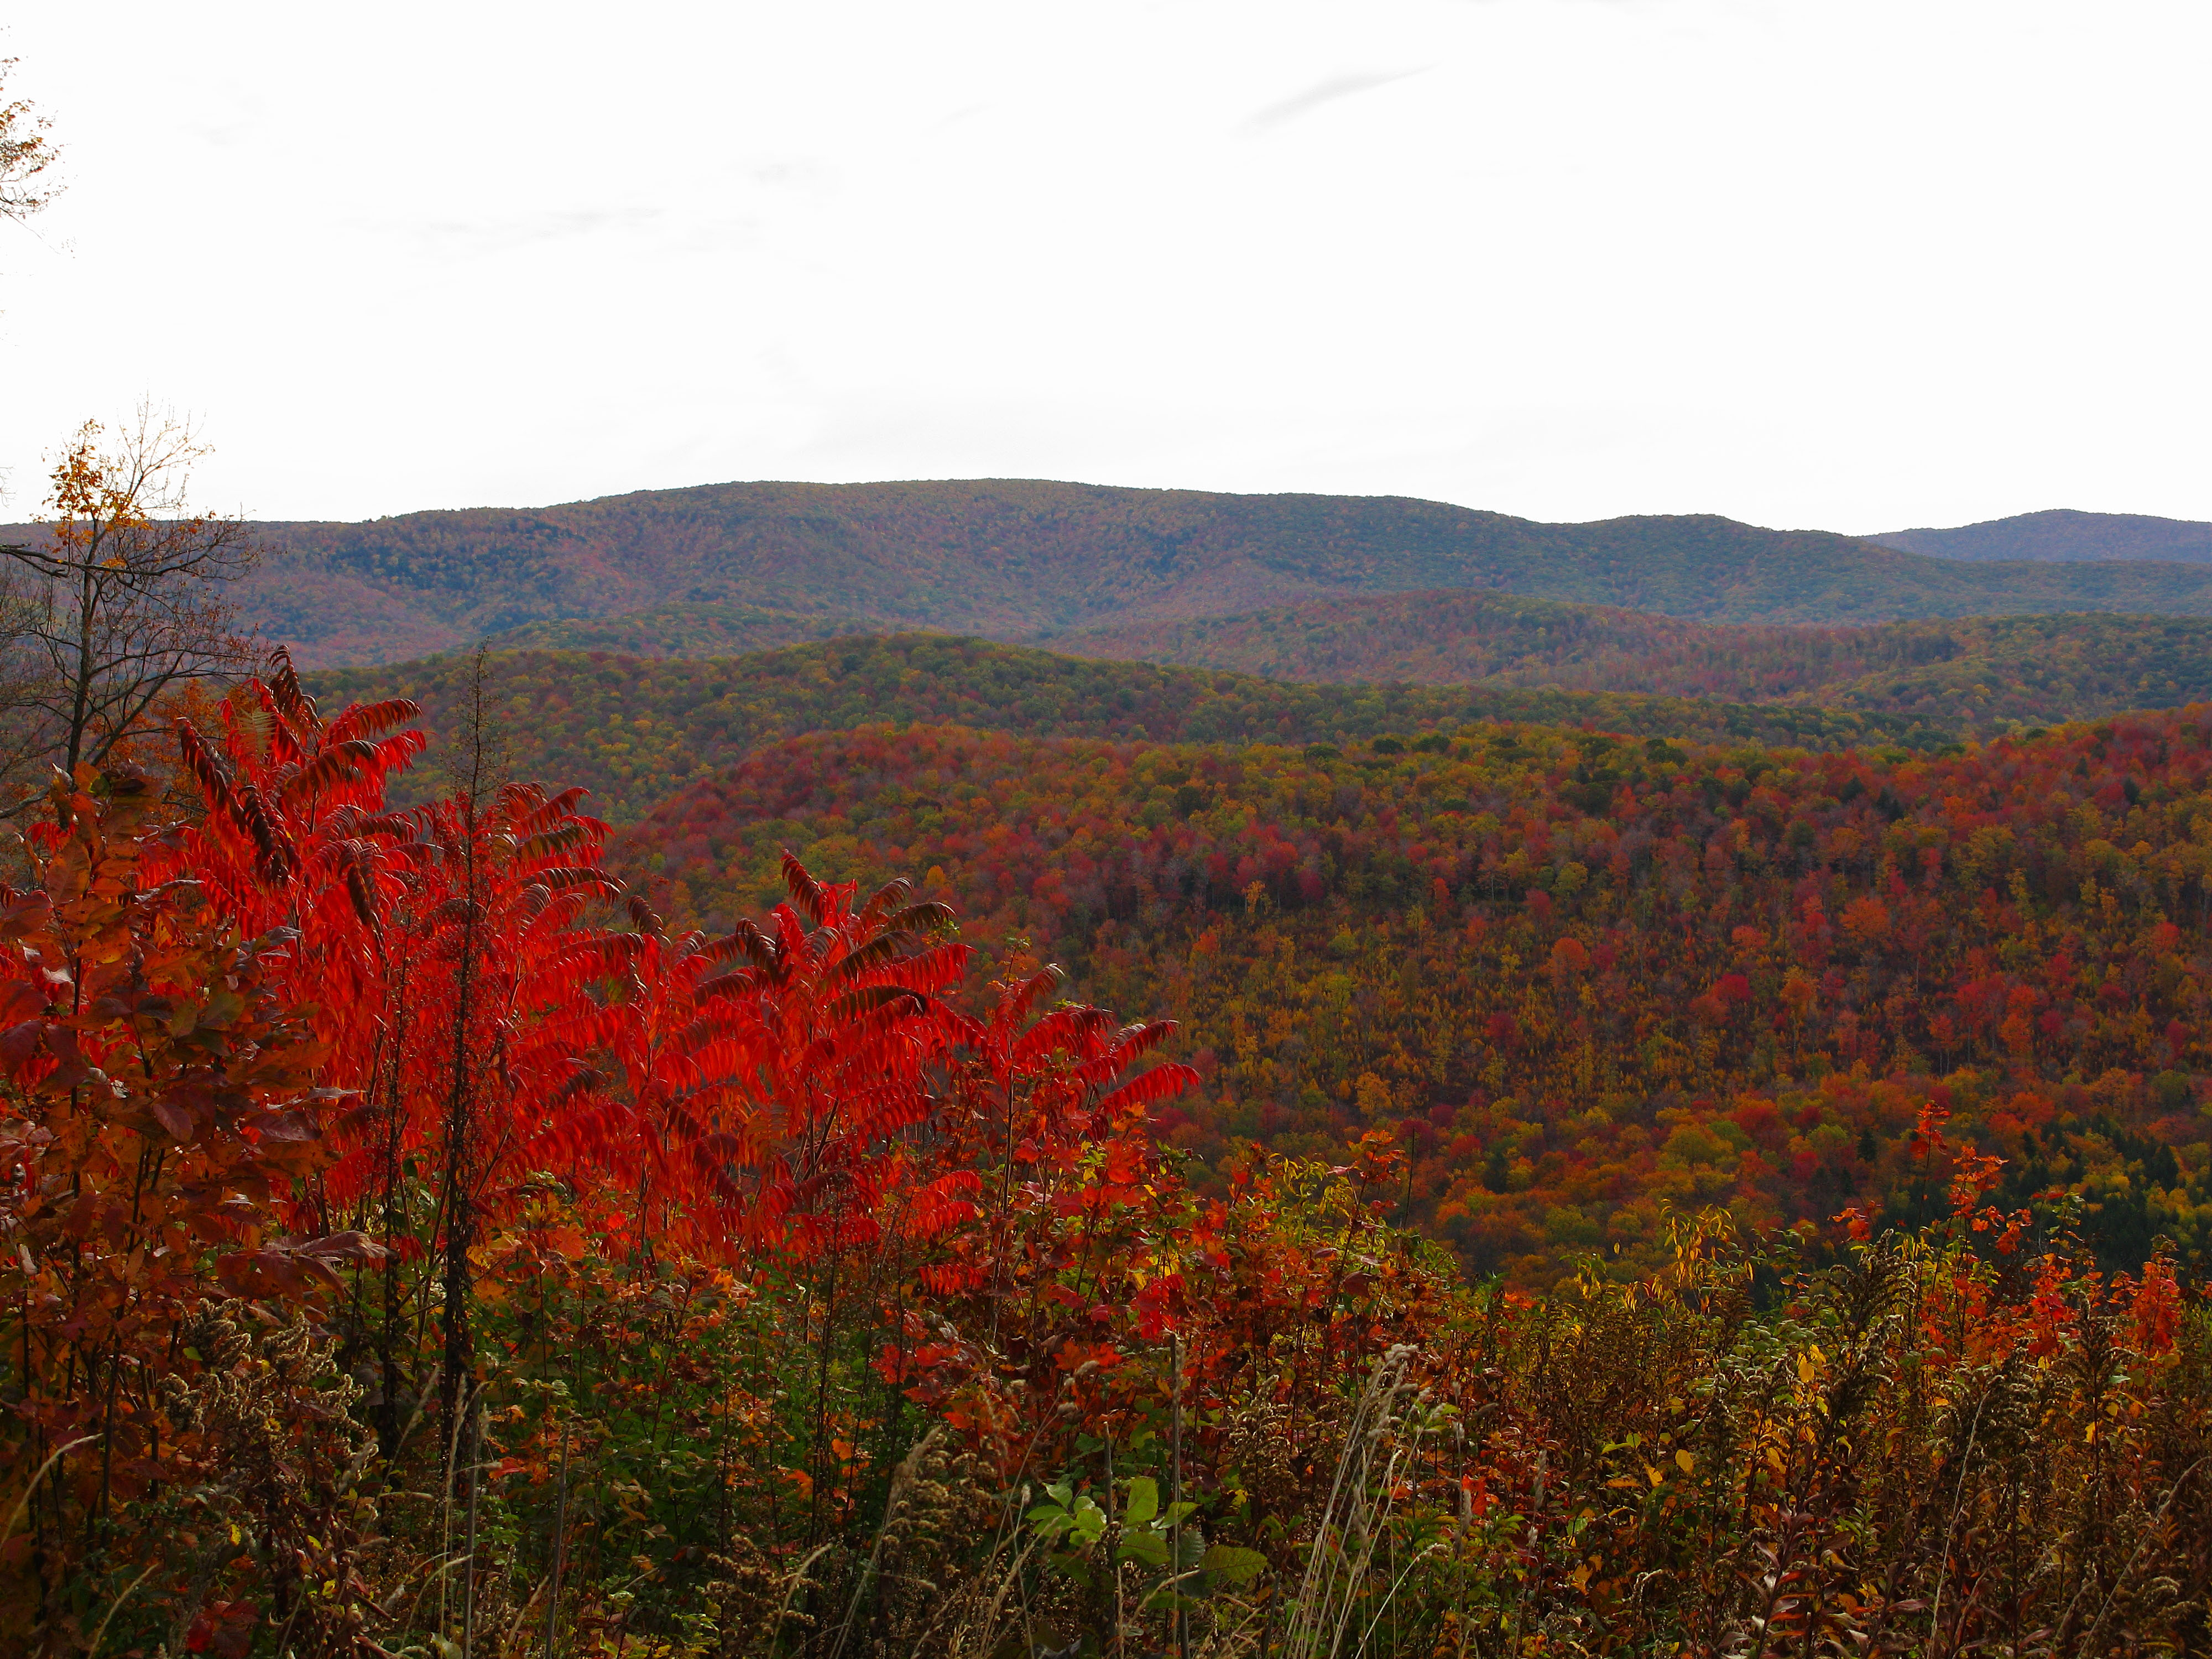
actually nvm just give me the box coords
[0,58,60,223]
[0,409,264,811]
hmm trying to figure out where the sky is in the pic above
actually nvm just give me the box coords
[0,0,2207,532]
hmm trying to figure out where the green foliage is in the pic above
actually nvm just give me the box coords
[486,599,887,656]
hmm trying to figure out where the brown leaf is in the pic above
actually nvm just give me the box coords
[0,1019,43,1070]
[299,1230,389,1265]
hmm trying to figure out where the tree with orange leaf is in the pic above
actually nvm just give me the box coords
[0,411,262,815]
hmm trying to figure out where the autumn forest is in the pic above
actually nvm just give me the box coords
[3,71,2211,1658]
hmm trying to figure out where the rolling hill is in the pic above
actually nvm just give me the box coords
[1870,508,2212,565]
[46,478,2212,666]
[481,599,889,656]
[301,634,1931,823]
[1057,594,2212,732]
[304,599,2212,825]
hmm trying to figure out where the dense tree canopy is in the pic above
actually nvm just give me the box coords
[307,636,1936,822]
[1063,595,2212,736]
[621,710,2212,1287]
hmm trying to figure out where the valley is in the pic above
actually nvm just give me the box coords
[282,488,2212,1297]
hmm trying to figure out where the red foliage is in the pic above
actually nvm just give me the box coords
[2,661,1220,1647]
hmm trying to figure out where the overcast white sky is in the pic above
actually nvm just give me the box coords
[1,1,2206,531]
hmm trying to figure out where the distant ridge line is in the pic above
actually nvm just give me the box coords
[14,482,2212,670]
[1870,507,2212,565]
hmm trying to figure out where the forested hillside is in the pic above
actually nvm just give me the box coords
[1874,508,2212,565]
[40,477,2212,665]
[1063,594,2212,731]
[1803,613,2212,728]
[620,711,2212,1288]
[304,635,1932,821]
[485,598,888,655]
[8,683,2204,1653]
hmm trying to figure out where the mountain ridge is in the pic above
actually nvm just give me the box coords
[18,481,2212,669]
[1869,507,2212,565]
[17,478,2212,666]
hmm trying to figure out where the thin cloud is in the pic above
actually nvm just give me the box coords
[406,207,665,258]
[1242,69,1427,133]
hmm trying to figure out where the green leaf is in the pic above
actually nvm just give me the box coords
[1069,1496,1107,1546]
[198,989,246,1029]
[1121,1475,1159,1526]
[1117,1531,1168,1568]
[1203,1545,1270,1587]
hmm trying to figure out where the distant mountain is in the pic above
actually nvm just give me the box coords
[1869,508,2212,565]
[18,482,2212,669]
[22,480,2212,668]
